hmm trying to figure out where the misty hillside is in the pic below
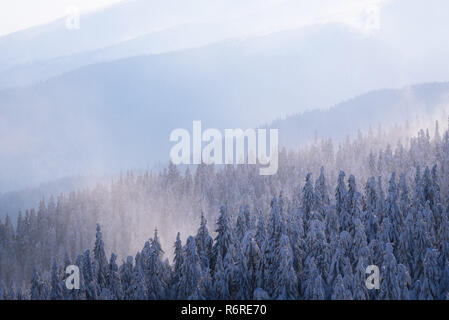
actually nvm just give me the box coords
[1,81,449,215]
[3,0,449,303]
[0,22,400,96]
[2,112,449,300]
[3,0,449,94]
[0,176,100,224]
[1,75,449,195]
[272,82,449,148]
[0,0,248,73]
[0,21,239,90]
[0,22,430,193]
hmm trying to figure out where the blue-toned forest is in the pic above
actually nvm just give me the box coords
[1,121,449,300]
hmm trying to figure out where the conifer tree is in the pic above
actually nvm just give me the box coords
[273,235,298,300]
[212,206,233,270]
[93,224,108,290]
[107,253,123,300]
[178,236,202,299]
[50,260,62,300]
[213,253,229,300]
[195,213,213,272]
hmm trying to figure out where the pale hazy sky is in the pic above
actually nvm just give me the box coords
[0,0,386,37]
[0,0,122,36]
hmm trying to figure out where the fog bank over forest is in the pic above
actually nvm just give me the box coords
[1,0,449,194]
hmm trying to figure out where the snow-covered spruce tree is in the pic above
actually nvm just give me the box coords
[335,171,347,215]
[314,167,330,216]
[439,209,449,263]
[288,210,306,279]
[253,287,270,300]
[412,216,431,283]
[16,288,25,300]
[327,234,352,298]
[235,205,251,244]
[241,231,260,298]
[397,264,411,300]
[256,237,270,291]
[266,196,287,296]
[306,217,329,282]
[119,256,134,300]
[337,174,352,233]
[7,281,16,300]
[422,167,436,214]
[30,267,47,300]
[234,247,251,300]
[107,253,123,300]
[93,224,108,292]
[273,235,298,300]
[351,218,370,268]
[338,231,353,262]
[146,229,167,299]
[363,177,379,242]
[379,243,401,300]
[352,256,369,300]
[331,274,352,300]
[199,265,214,300]
[376,176,385,224]
[255,212,267,253]
[1,280,16,300]
[440,260,449,299]
[385,172,402,253]
[49,260,62,300]
[398,173,410,221]
[324,202,339,243]
[161,258,174,297]
[418,248,440,300]
[439,209,449,296]
[129,260,147,300]
[397,211,414,271]
[177,236,203,299]
[212,206,233,271]
[431,164,442,225]
[302,173,315,222]
[302,257,326,300]
[2,282,13,301]
[0,281,5,300]
[82,249,97,300]
[195,213,213,272]
[170,232,183,298]
[379,217,393,250]
[413,166,425,212]
[1,215,16,286]
[213,253,229,300]
[224,243,238,299]
[345,175,361,232]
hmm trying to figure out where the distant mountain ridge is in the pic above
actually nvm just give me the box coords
[0,21,249,90]
[0,23,408,194]
[1,81,449,219]
[270,82,449,148]
[1,10,449,195]
[0,0,242,72]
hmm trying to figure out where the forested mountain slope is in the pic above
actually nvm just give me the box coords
[1,118,449,299]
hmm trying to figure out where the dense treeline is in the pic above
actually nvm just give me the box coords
[1,119,449,299]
